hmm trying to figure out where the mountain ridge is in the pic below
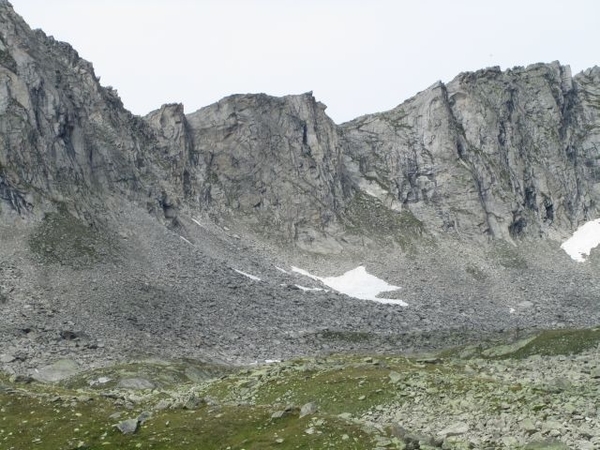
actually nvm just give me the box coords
[1,3,600,253]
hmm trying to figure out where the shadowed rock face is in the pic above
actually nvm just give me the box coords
[1,1,599,250]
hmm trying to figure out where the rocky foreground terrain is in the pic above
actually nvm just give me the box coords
[0,2,599,448]
[2,329,600,449]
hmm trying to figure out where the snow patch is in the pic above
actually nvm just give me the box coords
[291,266,406,306]
[179,236,192,245]
[233,269,261,281]
[294,285,326,292]
[362,182,389,199]
[191,218,203,227]
[561,218,600,262]
[275,266,289,274]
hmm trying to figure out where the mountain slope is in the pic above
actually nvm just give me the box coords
[0,1,599,377]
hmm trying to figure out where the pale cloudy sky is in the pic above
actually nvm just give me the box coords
[12,0,600,123]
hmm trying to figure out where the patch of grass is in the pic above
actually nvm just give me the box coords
[250,364,396,416]
[342,191,429,251]
[438,328,600,361]
[487,240,528,269]
[0,388,117,450]
[28,204,119,268]
[3,328,600,449]
[0,376,377,449]
[504,328,600,359]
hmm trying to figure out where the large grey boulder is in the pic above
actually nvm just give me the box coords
[32,359,79,383]
[117,378,155,390]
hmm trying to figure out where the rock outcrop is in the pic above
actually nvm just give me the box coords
[186,92,349,252]
[342,63,600,243]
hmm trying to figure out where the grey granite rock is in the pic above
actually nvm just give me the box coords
[32,359,79,383]
[299,402,318,418]
[117,378,155,390]
[115,418,139,435]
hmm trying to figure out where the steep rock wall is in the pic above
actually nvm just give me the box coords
[341,62,600,243]
[186,92,351,252]
[1,1,599,251]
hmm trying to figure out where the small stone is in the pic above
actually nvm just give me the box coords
[183,394,204,410]
[154,399,171,411]
[9,374,33,384]
[542,420,563,434]
[115,419,139,435]
[521,418,537,434]
[89,377,111,387]
[358,395,366,401]
[375,436,393,447]
[438,422,469,438]
[415,357,441,364]
[575,441,595,450]
[137,411,152,424]
[523,439,570,449]
[299,402,318,418]
[390,423,409,439]
[0,354,15,363]
[502,436,520,447]
[388,371,402,384]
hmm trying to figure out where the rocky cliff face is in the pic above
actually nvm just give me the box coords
[185,93,350,252]
[1,1,599,253]
[0,2,144,208]
[342,63,600,244]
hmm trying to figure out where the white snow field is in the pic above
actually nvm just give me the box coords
[233,269,261,281]
[561,218,600,262]
[291,266,406,306]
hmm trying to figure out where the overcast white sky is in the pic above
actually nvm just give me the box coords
[12,0,600,123]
